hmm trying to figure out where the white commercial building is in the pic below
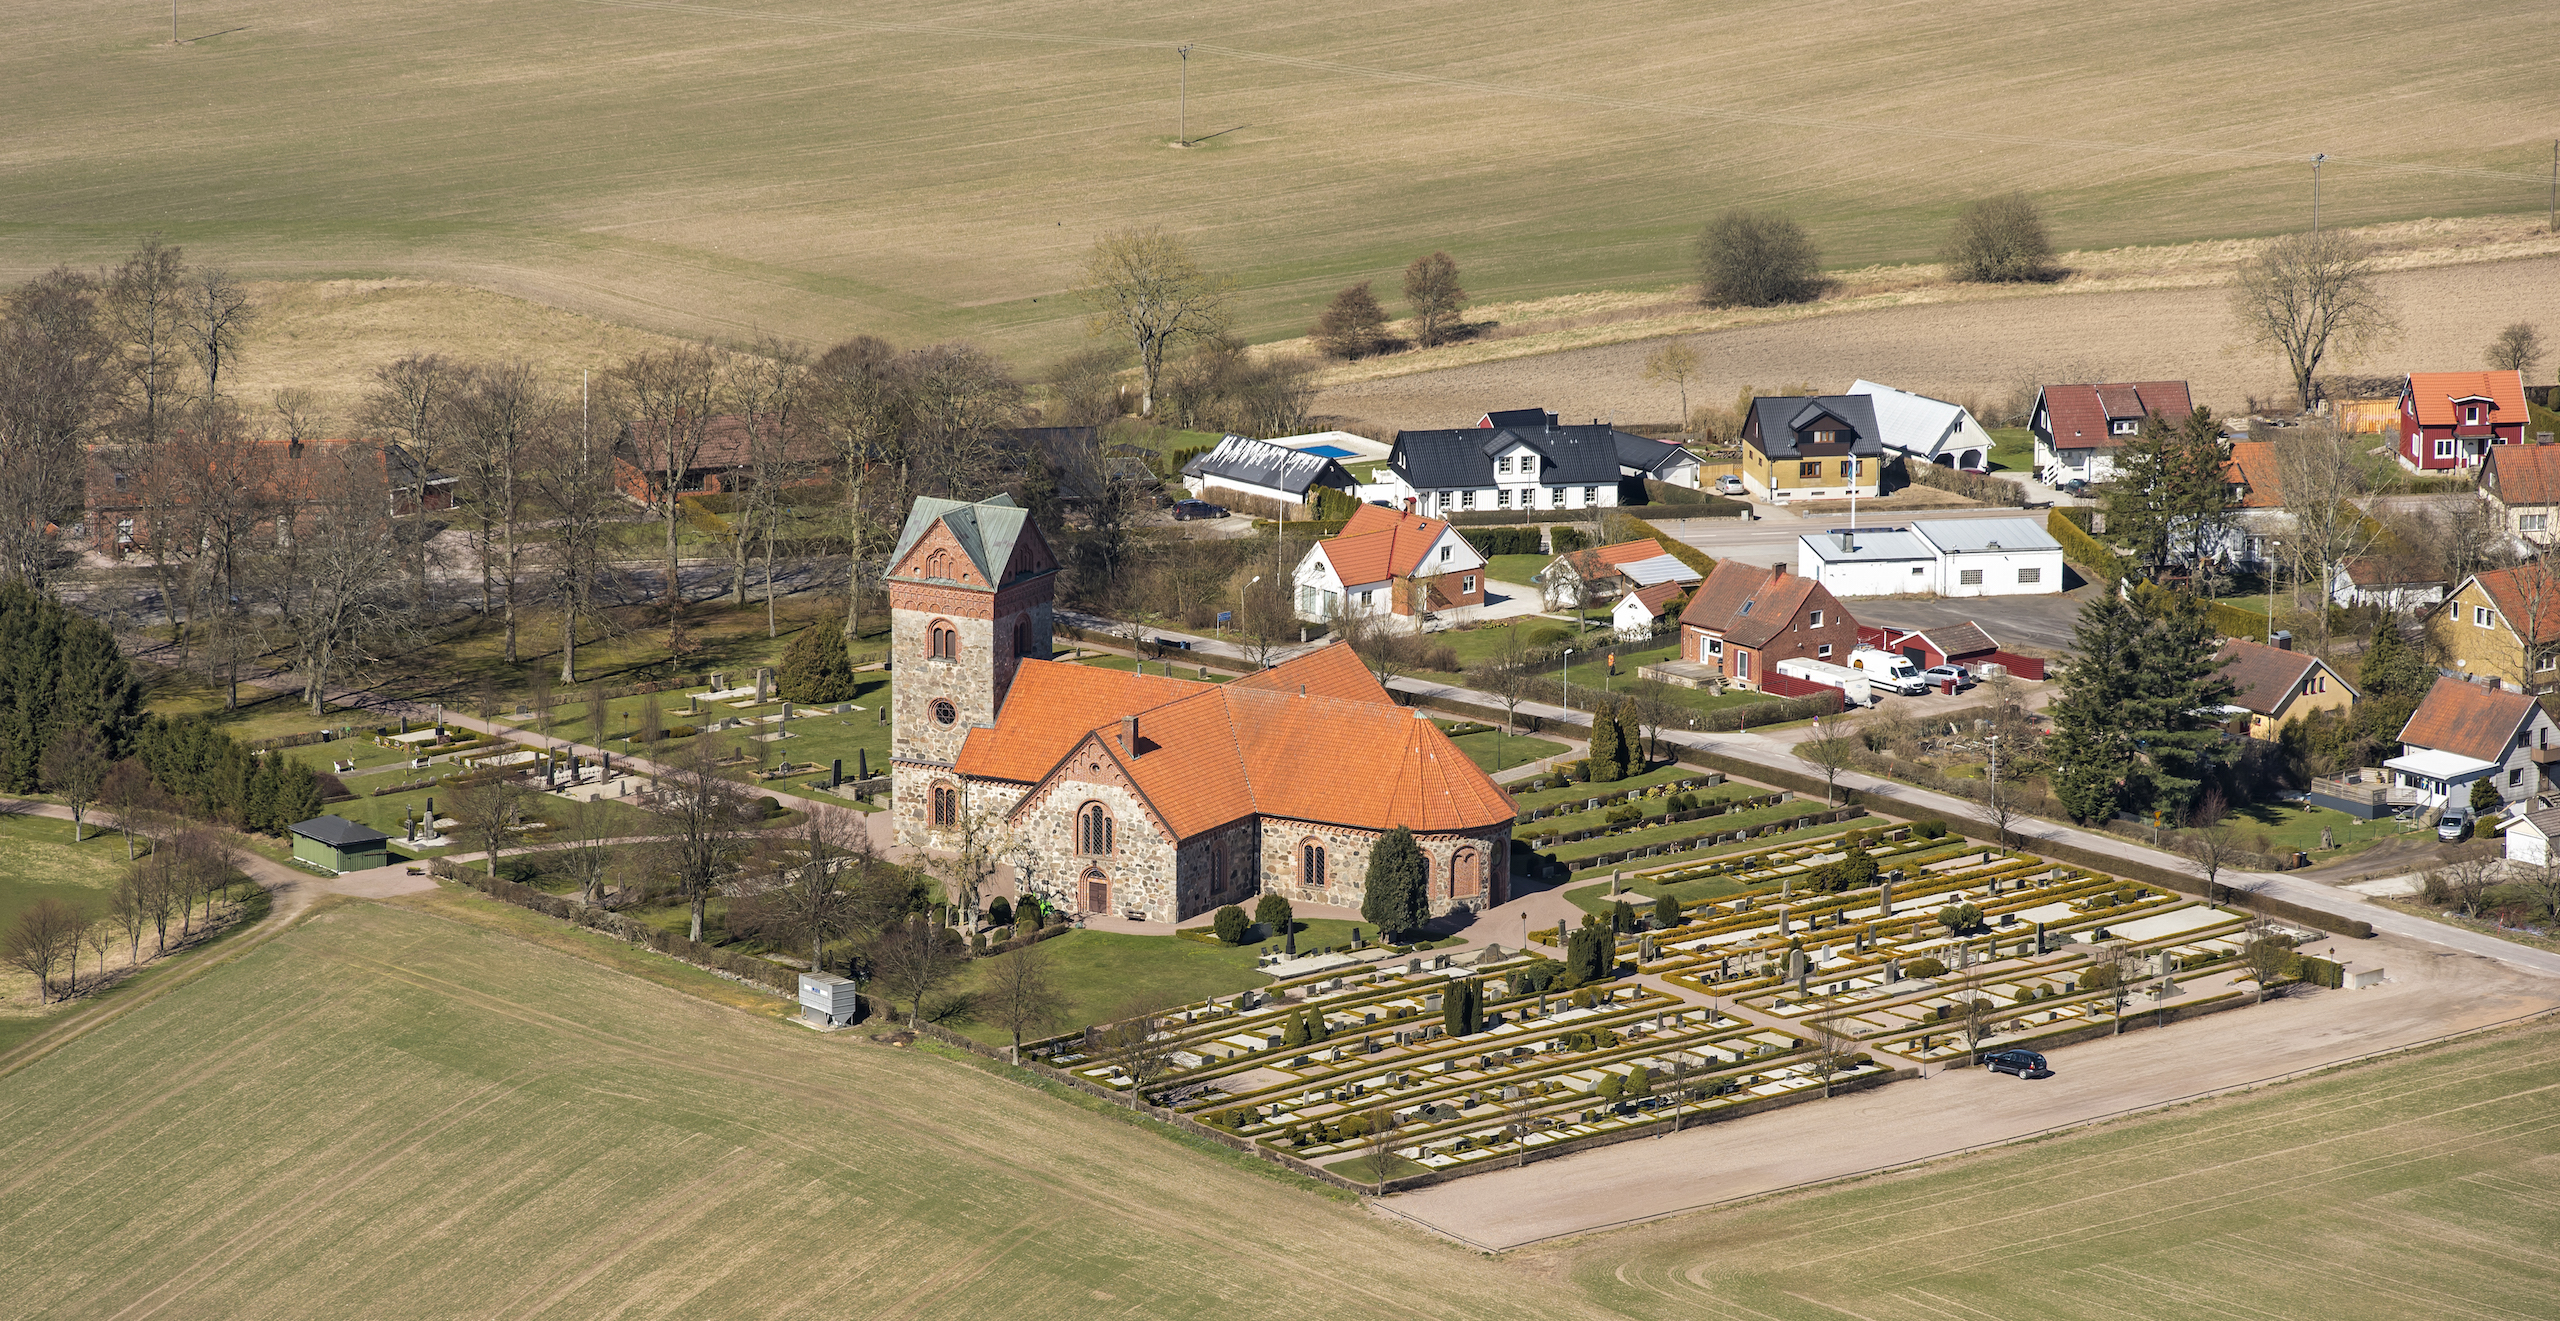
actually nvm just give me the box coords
[1910,518,2064,597]
[1796,528,1937,598]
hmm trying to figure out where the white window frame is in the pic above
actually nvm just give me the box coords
[2110,419,2138,435]
[1461,575,1476,594]
[1809,609,1824,628]
[1582,486,1598,505]
[1817,643,1832,658]
[2476,605,2494,628]
[1461,489,1477,509]
[2436,438,2458,459]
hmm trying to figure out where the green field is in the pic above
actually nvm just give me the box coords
[0,896,1571,1320]
[1549,1021,2560,1319]
[7,0,2550,386]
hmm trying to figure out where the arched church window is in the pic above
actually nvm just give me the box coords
[1302,841,1326,887]
[931,784,958,826]
[1078,803,1114,856]
[929,620,958,661]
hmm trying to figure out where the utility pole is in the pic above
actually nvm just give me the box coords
[2550,139,2556,233]
[2311,154,2326,234]
[1177,45,1194,144]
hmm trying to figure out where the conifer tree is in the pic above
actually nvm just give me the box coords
[1587,703,1625,784]
[777,625,861,704]
[1361,827,1428,941]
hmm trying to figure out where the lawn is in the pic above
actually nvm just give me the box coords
[1483,553,1554,586]
[0,898,1562,1319]
[1508,763,1715,813]
[0,814,143,1015]
[1557,1021,2560,1320]
[1447,729,1569,772]
[1984,425,2034,472]
[1546,811,1848,864]
[2179,801,2423,860]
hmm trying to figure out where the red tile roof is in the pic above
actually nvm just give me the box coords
[2483,444,2560,508]
[2471,563,2560,647]
[1625,580,1687,619]
[1678,561,1840,649]
[2223,441,2285,509]
[2405,371,2528,429]
[957,643,1506,837]
[2399,676,2537,764]
[1591,538,1669,567]
[1323,505,1456,585]
[2038,381,2195,450]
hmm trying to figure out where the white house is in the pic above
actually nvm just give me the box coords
[1910,518,2064,597]
[1375,408,1680,515]
[1796,527,1938,598]
[2030,381,2196,487]
[1794,518,2063,598]
[1292,504,1486,622]
[1613,581,1688,639]
[2505,806,2560,865]
[1181,433,1360,509]
[1847,380,1998,470]
[2329,558,2448,612]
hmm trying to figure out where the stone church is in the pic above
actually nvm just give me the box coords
[887,494,1518,924]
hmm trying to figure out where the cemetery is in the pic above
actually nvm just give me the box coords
[1027,823,2287,1185]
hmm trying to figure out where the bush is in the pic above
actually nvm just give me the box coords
[1610,898,1637,933]
[1936,902,1984,934]
[1213,903,1250,945]
[1254,891,1293,937]
[1313,281,1391,359]
[1653,893,1682,930]
[1603,803,1644,826]
[1696,208,1824,307]
[757,795,783,818]
[1550,527,1589,554]
[1902,956,1948,978]
[987,895,1013,928]
[1941,192,2057,283]
[665,723,700,740]
[1527,624,1574,647]
[1914,820,1948,840]
[776,625,862,704]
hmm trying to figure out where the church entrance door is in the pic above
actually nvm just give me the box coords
[1085,877,1110,913]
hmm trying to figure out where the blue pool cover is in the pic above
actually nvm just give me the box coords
[1297,444,1357,458]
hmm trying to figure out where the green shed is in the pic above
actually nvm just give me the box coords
[289,815,391,874]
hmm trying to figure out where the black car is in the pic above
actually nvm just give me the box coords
[1171,499,1229,521]
[1983,1049,2053,1079]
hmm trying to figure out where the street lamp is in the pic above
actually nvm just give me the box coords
[1560,648,1574,718]
[2311,153,2327,233]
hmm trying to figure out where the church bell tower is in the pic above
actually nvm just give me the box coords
[884,495,1056,842]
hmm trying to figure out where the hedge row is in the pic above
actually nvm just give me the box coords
[1560,805,1867,870]
[2045,509,2129,584]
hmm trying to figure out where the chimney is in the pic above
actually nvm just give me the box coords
[1298,684,1306,696]
[2272,630,2293,651]
[1121,714,1140,756]
[1771,562,1787,579]
[1835,531,1855,552]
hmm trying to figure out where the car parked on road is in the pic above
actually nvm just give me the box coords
[1714,474,1747,496]
[1983,1049,2052,1079]
[1921,664,1975,690]
[1171,499,1229,521]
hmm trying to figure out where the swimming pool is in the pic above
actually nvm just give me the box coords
[1296,444,1357,459]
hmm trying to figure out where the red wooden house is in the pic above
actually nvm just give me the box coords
[2398,370,2529,473]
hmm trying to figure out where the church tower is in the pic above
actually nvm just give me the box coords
[884,495,1056,844]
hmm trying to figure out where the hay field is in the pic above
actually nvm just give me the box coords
[0,894,1584,1320]
[1535,1019,2560,1320]
[7,0,2556,368]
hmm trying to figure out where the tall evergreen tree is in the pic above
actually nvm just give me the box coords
[1362,827,1428,940]
[2102,407,2231,576]
[1587,701,1625,783]
[2122,584,2240,815]
[2048,593,2145,822]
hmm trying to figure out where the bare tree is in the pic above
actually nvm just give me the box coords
[2239,917,2291,1005]
[451,360,555,662]
[734,806,868,972]
[1957,977,1997,1066]
[104,237,189,448]
[646,739,754,942]
[162,399,276,709]
[546,793,620,908]
[613,343,727,652]
[40,726,109,842]
[1468,641,1536,737]
[1360,1102,1401,1195]
[1077,227,1233,417]
[1642,341,1701,423]
[1234,572,1295,670]
[2085,943,2139,1034]
[2273,422,2383,652]
[728,337,818,633]
[1806,1017,1858,1098]
[2184,824,2246,904]
[0,268,114,589]
[808,335,907,641]
[1794,714,1855,806]
[1403,252,1467,348]
[110,874,147,970]
[4,896,87,1004]
[451,776,539,877]
[1941,192,2056,283]
[2230,231,2400,412]
[982,938,1063,1063]
[359,353,460,592]
[2486,321,2544,377]
[526,401,621,685]
[2432,853,2498,917]
[270,386,325,444]
[178,266,256,401]
[870,912,964,1029]
[263,441,414,715]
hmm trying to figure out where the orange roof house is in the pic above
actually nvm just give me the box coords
[1676,561,1858,690]
[2481,443,2560,547]
[2222,441,2285,509]
[1291,504,1487,621]
[2398,370,2529,473]
[2390,675,2560,811]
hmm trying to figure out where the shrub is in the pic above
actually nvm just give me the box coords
[1653,893,1682,929]
[1526,624,1575,647]
[1610,898,1637,933]
[987,895,1013,928]
[1213,904,1250,945]
[776,625,862,704]
[1461,527,1542,556]
[1936,902,1984,934]
[1313,281,1391,359]
[665,723,700,740]
[1914,820,1948,840]
[757,795,783,818]
[1696,208,1824,307]
[1603,803,1644,826]
[1941,192,2057,283]
[1902,956,1948,978]
[1254,891,1293,936]
[1550,527,1589,554]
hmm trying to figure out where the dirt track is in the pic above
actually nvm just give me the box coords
[1377,926,2558,1250]
[1318,254,2560,430]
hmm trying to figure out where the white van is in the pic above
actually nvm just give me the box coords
[1847,648,1929,695]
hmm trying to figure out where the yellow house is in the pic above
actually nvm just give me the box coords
[2436,565,2560,695]
[2216,637,2356,739]
[1738,395,1884,504]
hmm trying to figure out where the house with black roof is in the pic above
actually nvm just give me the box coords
[1738,395,1885,503]
[1375,408,1701,515]
[1180,434,1360,510]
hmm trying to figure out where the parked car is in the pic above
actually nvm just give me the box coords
[2437,804,2471,842]
[2056,479,2090,497]
[1714,474,1747,496]
[1171,499,1229,521]
[1984,1049,2053,1079]
[1921,664,1975,690]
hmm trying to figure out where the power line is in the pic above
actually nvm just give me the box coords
[578,0,2549,186]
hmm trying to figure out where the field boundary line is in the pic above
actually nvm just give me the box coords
[1386,1004,2560,1253]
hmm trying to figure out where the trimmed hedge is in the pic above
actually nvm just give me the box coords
[2046,508,2129,584]
[1461,526,1544,556]
[2208,599,2274,641]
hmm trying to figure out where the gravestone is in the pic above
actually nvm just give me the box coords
[2035,921,2047,955]
[1886,958,1902,982]
[830,759,843,789]
[754,667,774,701]
[780,701,794,722]
[1424,993,1444,1011]
[1777,906,1792,936]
